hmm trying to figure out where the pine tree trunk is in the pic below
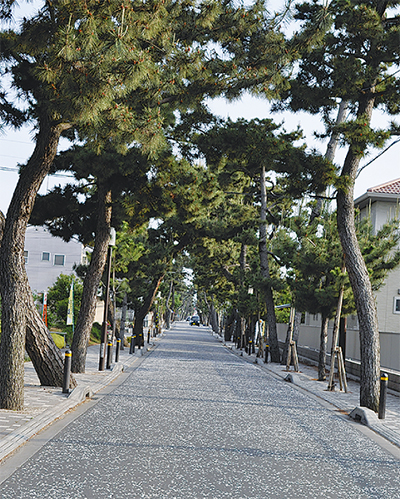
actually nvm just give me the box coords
[71,185,112,373]
[26,297,77,389]
[310,99,348,222]
[259,164,280,362]
[336,94,380,411]
[0,119,71,410]
[133,310,146,343]
[224,310,235,342]
[133,275,164,339]
[165,280,173,329]
[318,314,329,381]
[292,311,302,343]
[210,302,219,333]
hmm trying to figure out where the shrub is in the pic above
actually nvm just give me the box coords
[90,323,102,344]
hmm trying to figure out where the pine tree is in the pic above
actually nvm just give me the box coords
[278,0,400,410]
[1,0,287,407]
[187,117,334,361]
[276,207,400,382]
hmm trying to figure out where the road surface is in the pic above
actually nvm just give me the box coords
[0,322,399,498]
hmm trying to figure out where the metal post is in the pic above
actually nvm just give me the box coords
[264,344,269,363]
[115,338,121,363]
[378,372,388,419]
[106,339,113,369]
[62,350,72,394]
[129,335,136,354]
[147,330,150,344]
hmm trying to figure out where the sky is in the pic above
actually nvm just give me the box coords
[0,1,399,215]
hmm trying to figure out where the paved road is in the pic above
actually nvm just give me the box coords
[0,322,399,498]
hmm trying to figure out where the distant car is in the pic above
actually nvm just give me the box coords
[190,315,200,326]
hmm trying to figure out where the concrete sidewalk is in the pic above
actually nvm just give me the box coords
[217,331,400,450]
[0,340,156,462]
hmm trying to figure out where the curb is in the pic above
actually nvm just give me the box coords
[349,406,400,449]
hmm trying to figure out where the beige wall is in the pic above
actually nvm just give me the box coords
[360,199,400,334]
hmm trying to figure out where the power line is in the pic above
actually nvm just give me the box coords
[0,138,33,145]
[0,165,75,178]
[357,139,400,177]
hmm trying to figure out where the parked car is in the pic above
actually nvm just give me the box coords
[190,315,200,326]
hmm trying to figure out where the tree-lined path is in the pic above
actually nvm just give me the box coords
[0,322,399,498]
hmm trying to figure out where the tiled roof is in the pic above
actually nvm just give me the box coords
[367,178,400,195]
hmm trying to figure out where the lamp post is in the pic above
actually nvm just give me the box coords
[99,227,116,371]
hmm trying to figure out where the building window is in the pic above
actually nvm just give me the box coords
[42,252,50,261]
[54,254,65,266]
[394,297,400,314]
[24,250,28,264]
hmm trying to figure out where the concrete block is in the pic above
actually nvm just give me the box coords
[349,406,380,426]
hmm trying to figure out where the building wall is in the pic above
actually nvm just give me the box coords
[24,226,85,293]
[361,200,399,235]
[359,198,400,334]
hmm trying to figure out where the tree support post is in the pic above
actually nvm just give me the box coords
[99,238,114,371]
[285,308,299,372]
[327,274,348,392]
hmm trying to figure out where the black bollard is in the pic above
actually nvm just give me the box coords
[106,340,113,369]
[115,338,121,363]
[378,372,388,419]
[131,335,136,354]
[147,331,150,344]
[62,350,72,394]
[129,334,135,354]
[264,344,269,363]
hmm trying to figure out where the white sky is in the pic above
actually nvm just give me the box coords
[0,1,399,215]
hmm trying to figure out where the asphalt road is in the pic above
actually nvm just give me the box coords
[0,322,399,498]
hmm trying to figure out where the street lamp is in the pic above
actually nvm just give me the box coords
[99,227,116,371]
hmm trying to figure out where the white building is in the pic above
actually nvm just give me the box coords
[355,178,400,335]
[24,225,86,293]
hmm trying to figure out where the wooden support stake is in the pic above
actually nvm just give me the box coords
[286,308,299,372]
[328,346,348,393]
[327,264,346,391]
